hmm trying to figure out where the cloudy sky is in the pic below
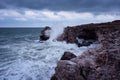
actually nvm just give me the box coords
[0,0,120,27]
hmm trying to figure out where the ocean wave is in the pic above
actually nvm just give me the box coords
[0,28,98,80]
[0,39,97,80]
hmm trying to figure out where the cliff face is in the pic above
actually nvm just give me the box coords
[51,20,120,80]
[57,20,120,46]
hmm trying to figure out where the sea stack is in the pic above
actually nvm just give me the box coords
[40,26,51,41]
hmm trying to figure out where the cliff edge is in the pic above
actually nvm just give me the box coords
[51,20,120,80]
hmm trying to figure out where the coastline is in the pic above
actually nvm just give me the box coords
[49,20,120,80]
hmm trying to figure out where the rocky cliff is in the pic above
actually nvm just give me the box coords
[51,20,120,80]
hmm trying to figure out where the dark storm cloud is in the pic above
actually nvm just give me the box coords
[0,0,120,12]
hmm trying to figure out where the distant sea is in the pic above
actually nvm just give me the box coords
[0,28,96,80]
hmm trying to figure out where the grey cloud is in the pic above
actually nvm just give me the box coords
[0,0,120,12]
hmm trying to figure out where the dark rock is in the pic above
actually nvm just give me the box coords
[51,60,86,80]
[57,26,77,43]
[112,20,120,23]
[57,25,97,46]
[95,53,107,67]
[40,26,51,41]
[51,20,120,80]
[77,28,97,40]
[60,51,77,60]
[51,75,58,80]
[77,39,95,47]
[57,20,120,46]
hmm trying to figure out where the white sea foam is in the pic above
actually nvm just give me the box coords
[0,27,98,80]
[0,40,97,80]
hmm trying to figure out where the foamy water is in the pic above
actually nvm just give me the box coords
[0,28,97,80]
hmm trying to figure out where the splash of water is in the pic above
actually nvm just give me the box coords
[48,25,65,42]
[0,28,98,80]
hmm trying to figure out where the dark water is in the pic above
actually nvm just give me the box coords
[0,28,41,44]
[0,28,47,80]
[0,28,96,80]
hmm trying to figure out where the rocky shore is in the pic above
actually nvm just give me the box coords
[50,20,120,80]
[40,20,120,80]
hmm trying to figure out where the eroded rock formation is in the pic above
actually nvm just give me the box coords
[57,20,120,46]
[40,26,51,41]
[51,20,120,80]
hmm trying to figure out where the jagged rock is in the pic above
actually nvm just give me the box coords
[57,25,98,46]
[57,20,120,46]
[40,26,51,41]
[51,60,86,80]
[60,51,77,60]
[51,20,120,80]
[51,75,58,80]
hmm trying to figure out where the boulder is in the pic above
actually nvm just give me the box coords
[60,51,77,60]
[40,26,51,41]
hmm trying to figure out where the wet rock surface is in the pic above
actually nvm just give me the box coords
[40,26,51,41]
[51,20,120,80]
[60,51,77,60]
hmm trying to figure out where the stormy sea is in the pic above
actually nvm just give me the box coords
[0,28,97,80]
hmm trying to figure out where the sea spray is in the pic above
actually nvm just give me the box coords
[48,25,65,42]
[0,28,98,80]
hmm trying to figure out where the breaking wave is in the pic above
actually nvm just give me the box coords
[0,28,97,80]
